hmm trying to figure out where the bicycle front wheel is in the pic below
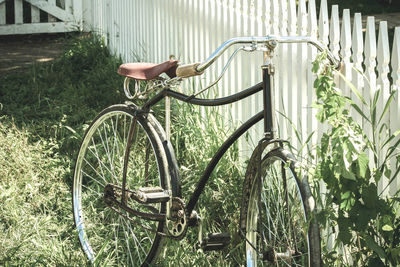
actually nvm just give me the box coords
[244,148,321,267]
[72,104,168,266]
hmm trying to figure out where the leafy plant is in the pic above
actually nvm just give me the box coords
[311,52,400,266]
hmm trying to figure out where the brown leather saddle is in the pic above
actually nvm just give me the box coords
[118,60,178,80]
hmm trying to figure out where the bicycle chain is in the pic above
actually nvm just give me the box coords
[107,196,187,240]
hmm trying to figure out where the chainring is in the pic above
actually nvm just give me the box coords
[165,197,188,240]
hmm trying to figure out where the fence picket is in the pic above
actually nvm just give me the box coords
[316,0,330,142]
[365,16,378,103]
[65,0,71,13]
[329,5,340,101]
[296,0,307,146]
[223,0,230,104]
[391,27,400,195]
[318,0,329,45]
[340,9,352,98]
[48,0,57,22]
[329,5,340,58]
[393,27,400,87]
[377,21,391,195]
[365,16,378,177]
[31,5,40,23]
[307,0,317,146]
[286,0,297,143]
[0,1,5,25]
[72,0,82,28]
[263,0,270,35]
[271,0,279,35]
[15,0,23,24]
[287,0,296,36]
[351,13,365,125]
[279,0,288,35]
[278,0,289,138]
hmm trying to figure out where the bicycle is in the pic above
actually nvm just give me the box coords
[72,35,340,266]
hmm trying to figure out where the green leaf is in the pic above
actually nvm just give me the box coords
[367,256,386,267]
[357,152,369,178]
[371,89,381,127]
[382,224,393,231]
[338,229,352,244]
[365,235,386,260]
[340,191,355,210]
[351,103,371,124]
[378,90,395,125]
[336,71,367,105]
[341,168,356,181]
[312,60,320,73]
[362,184,378,209]
[355,206,373,231]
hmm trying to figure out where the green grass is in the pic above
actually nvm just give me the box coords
[0,34,125,266]
[0,34,246,265]
[0,121,86,266]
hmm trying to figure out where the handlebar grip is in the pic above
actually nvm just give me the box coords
[176,63,204,78]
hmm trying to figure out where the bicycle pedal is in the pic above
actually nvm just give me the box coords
[201,233,231,251]
[131,186,170,203]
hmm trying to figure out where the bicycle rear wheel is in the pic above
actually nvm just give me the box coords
[244,148,321,267]
[72,104,168,266]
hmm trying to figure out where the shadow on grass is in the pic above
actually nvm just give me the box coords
[0,33,125,160]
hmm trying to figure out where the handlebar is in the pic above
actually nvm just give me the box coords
[176,36,341,78]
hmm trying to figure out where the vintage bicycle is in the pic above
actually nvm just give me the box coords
[72,35,340,266]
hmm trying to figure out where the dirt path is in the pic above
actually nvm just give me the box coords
[0,34,68,76]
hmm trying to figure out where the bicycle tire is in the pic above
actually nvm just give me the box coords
[243,147,321,267]
[72,104,169,266]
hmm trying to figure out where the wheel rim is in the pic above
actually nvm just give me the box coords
[73,109,163,266]
[246,156,309,267]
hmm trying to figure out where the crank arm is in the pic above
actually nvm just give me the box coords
[105,195,166,222]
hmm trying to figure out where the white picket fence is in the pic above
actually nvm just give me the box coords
[0,0,82,35]
[84,0,400,194]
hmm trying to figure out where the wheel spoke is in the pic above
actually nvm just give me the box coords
[245,150,318,266]
[73,106,165,266]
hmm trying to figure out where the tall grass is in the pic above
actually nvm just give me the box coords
[0,34,247,265]
[0,121,86,266]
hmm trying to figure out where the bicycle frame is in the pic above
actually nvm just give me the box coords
[120,36,340,222]
[139,54,275,217]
